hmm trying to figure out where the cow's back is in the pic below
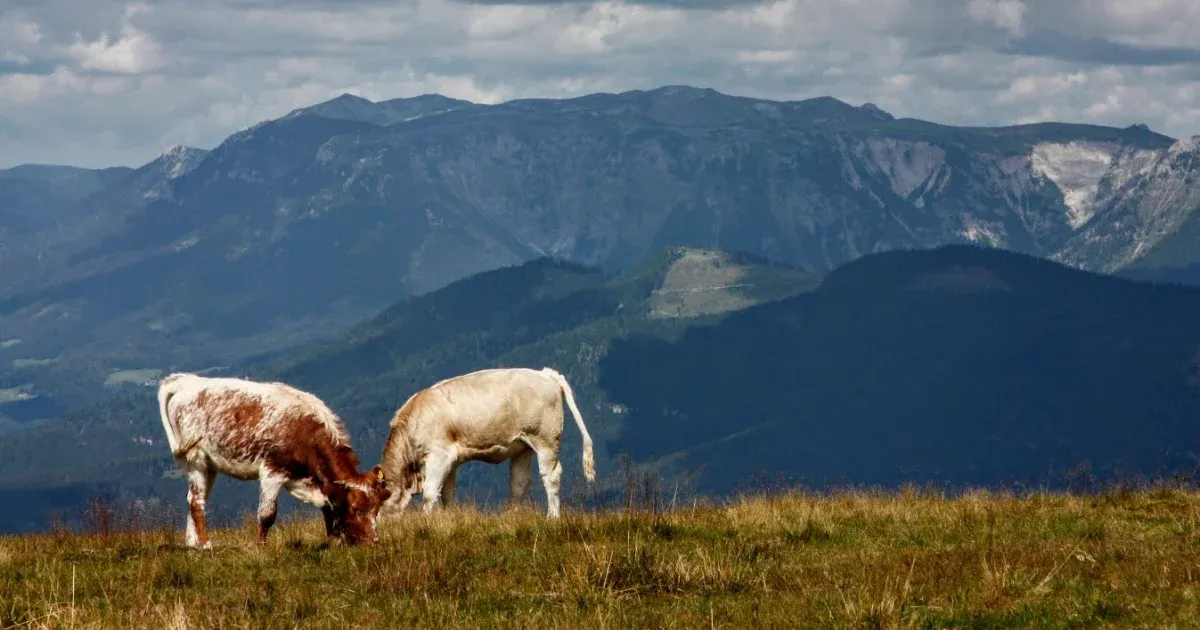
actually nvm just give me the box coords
[162,375,348,479]
[395,368,562,447]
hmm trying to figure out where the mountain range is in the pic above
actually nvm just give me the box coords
[2,86,1199,422]
[1,85,1199,530]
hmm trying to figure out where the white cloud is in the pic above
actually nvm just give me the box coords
[68,17,164,74]
[0,0,1198,169]
[737,49,797,64]
[966,0,1027,36]
[0,17,44,46]
[0,14,46,67]
[2,52,33,65]
[997,72,1088,104]
[464,4,551,39]
[0,67,82,104]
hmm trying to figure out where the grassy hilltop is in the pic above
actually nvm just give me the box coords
[2,487,1199,628]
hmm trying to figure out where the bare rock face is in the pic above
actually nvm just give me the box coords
[1052,136,1200,272]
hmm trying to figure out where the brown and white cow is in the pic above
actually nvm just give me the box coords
[157,373,391,548]
[379,367,595,518]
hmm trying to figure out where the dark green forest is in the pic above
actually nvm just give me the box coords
[604,246,1200,492]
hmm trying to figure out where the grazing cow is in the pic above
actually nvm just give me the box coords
[157,373,392,548]
[379,367,595,518]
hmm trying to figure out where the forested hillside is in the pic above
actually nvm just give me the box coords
[0,247,817,531]
[602,246,1200,493]
[4,244,1200,532]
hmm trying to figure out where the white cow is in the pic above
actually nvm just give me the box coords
[379,367,595,518]
[157,373,392,548]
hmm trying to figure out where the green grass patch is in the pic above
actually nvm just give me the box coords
[11,357,58,369]
[104,369,163,387]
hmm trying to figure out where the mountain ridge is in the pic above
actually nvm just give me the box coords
[1,85,1198,420]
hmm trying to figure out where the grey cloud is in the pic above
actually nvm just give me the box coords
[0,60,57,76]
[3,1,130,41]
[455,0,768,6]
[1005,30,1200,66]
[888,0,1200,65]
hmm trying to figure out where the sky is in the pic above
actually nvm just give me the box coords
[1,0,1198,169]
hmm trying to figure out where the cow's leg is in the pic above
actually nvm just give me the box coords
[256,474,285,546]
[322,504,339,541]
[421,452,454,513]
[440,465,458,507]
[534,447,564,518]
[282,477,339,540]
[508,449,534,509]
[184,464,215,549]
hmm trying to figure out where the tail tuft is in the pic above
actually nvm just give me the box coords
[542,368,596,483]
[582,445,596,483]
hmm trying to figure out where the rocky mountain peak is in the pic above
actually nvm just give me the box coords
[283,92,379,122]
[282,92,474,127]
[858,102,895,122]
[156,145,208,176]
[328,92,373,105]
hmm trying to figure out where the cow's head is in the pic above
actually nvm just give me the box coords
[329,465,392,545]
[390,460,423,511]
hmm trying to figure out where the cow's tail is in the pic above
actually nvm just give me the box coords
[542,368,595,483]
[157,373,191,460]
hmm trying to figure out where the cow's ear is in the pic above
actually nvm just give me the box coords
[371,465,386,486]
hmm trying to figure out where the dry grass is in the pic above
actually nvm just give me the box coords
[3,486,1200,628]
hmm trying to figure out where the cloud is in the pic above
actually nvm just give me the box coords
[460,0,768,6]
[1006,29,1200,66]
[0,0,1197,169]
[966,0,1026,36]
[69,27,164,74]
